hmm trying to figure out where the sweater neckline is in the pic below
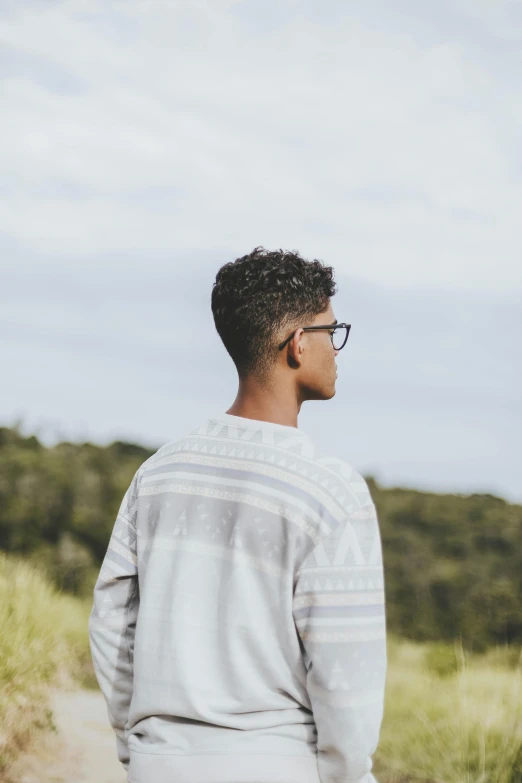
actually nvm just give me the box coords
[210,411,308,437]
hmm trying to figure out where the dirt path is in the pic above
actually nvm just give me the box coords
[5,687,127,783]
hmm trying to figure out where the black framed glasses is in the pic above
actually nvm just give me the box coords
[278,322,351,352]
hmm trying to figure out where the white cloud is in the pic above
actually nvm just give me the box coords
[0,0,521,292]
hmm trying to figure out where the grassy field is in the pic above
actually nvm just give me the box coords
[0,551,95,776]
[2,552,522,783]
[375,635,522,783]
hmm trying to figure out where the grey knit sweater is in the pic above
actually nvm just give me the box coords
[88,411,387,783]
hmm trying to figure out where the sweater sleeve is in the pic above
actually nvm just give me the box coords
[87,464,143,771]
[292,479,387,783]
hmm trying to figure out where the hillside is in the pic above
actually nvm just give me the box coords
[1,423,521,651]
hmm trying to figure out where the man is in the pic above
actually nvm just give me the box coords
[89,246,387,783]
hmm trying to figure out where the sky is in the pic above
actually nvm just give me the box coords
[1,0,521,503]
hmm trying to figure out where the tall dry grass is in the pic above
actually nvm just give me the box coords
[0,551,93,774]
[375,634,522,783]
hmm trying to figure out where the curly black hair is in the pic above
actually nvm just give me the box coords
[211,246,337,380]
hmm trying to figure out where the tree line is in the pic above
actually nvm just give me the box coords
[1,423,520,653]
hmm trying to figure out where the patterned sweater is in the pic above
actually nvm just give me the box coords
[88,411,387,783]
